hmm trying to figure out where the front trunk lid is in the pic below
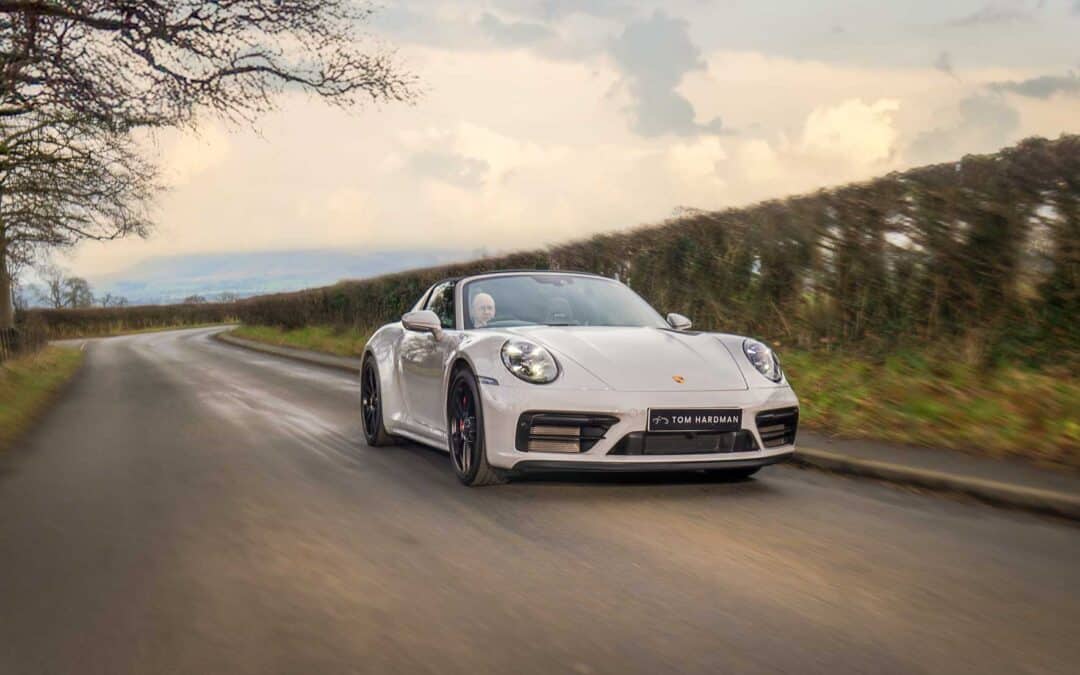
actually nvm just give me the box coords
[510,326,749,392]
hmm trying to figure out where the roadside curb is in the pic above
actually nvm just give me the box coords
[792,448,1080,521]
[212,330,361,375]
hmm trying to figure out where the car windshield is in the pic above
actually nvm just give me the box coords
[463,274,668,329]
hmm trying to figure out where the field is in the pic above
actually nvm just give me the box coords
[231,324,372,357]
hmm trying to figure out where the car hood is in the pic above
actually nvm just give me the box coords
[507,326,749,392]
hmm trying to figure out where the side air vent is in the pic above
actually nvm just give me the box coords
[516,412,619,453]
[755,407,799,448]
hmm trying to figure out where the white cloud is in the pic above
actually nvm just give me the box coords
[800,98,900,164]
[663,136,729,200]
[735,139,783,185]
[156,124,231,186]
[301,187,373,233]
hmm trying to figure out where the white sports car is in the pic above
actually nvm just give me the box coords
[361,270,799,486]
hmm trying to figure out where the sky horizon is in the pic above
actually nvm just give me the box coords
[62,0,1080,284]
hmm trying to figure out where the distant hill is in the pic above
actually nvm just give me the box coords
[90,249,471,305]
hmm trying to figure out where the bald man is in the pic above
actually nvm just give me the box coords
[471,292,496,328]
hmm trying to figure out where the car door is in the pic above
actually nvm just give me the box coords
[399,280,458,434]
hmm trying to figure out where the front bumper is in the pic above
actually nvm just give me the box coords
[478,382,799,471]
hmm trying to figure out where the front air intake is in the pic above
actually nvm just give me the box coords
[755,407,799,448]
[608,430,759,455]
[516,412,619,453]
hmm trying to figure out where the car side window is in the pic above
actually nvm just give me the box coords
[425,282,456,329]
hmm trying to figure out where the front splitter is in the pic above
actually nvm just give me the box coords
[511,451,794,474]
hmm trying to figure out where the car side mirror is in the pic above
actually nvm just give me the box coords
[402,310,444,339]
[666,313,692,331]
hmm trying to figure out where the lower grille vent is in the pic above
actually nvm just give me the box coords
[755,407,799,448]
[608,430,759,456]
[516,413,619,453]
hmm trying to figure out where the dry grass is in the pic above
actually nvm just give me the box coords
[231,324,371,358]
[783,350,1080,471]
[0,346,85,450]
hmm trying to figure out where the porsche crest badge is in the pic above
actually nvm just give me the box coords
[672,375,685,384]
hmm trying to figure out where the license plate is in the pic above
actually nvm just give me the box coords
[647,408,742,433]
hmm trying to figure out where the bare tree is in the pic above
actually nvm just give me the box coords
[63,275,93,307]
[183,294,208,305]
[11,281,25,309]
[1,113,156,319]
[0,1,415,128]
[35,263,65,308]
[30,263,92,307]
[8,259,26,310]
[0,1,416,328]
[99,292,127,307]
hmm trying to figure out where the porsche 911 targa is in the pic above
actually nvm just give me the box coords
[361,270,799,486]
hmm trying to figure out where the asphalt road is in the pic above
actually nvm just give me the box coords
[1,327,1077,674]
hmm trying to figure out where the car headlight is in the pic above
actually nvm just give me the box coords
[742,339,783,382]
[501,338,559,384]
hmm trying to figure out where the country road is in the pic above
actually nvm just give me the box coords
[1,327,1077,674]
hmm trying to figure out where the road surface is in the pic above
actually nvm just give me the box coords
[1,327,1077,674]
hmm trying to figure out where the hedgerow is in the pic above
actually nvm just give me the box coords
[232,135,1079,367]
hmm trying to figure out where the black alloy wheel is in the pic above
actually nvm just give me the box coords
[361,357,395,447]
[447,369,506,486]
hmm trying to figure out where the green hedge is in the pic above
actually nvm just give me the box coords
[23,303,237,338]
[234,135,1079,366]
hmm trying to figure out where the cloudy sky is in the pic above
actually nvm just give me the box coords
[68,0,1080,280]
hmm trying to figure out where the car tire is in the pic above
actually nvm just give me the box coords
[447,368,507,487]
[361,356,396,447]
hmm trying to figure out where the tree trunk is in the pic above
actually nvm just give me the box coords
[0,240,13,330]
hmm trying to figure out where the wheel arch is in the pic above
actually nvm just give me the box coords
[441,333,507,391]
[443,351,508,486]
[449,355,474,377]
[362,324,407,433]
[443,354,477,424]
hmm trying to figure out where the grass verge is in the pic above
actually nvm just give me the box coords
[231,324,372,358]
[0,346,85,451]
[232,323,1079,470]
[782,350,1079,471]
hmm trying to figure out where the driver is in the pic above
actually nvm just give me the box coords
[471,292,496,328]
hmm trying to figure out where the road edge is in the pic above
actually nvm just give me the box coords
[212,329,361,375]
[213,327,1080,521]
[792,448,1080,521]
